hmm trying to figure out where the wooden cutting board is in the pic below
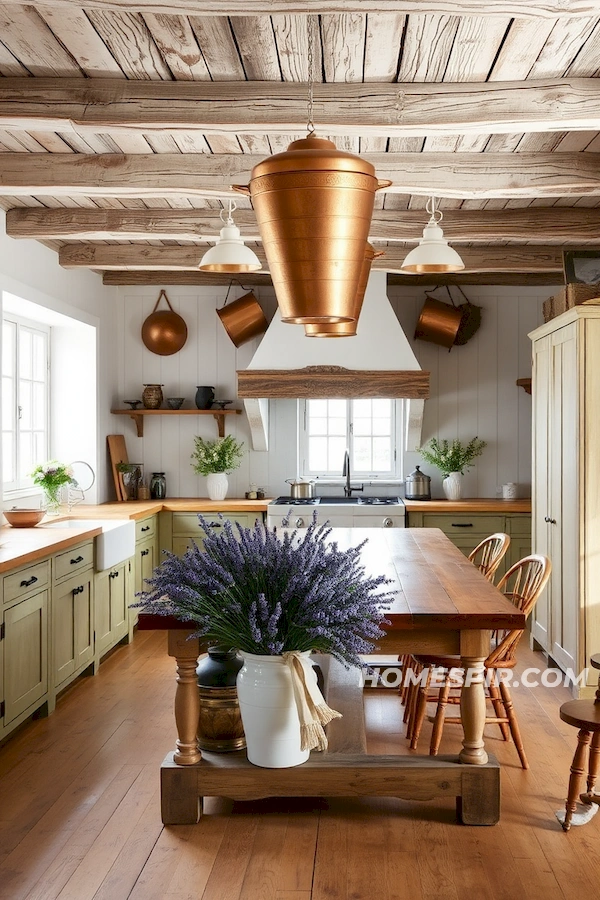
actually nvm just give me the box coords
[107,434,128,502]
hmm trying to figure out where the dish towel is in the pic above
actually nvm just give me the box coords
[283,651,342,752]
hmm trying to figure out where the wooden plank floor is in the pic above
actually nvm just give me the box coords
[0,630,598,900]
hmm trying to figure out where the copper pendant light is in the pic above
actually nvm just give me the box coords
[304,244,384,337]
[232,17,391,326]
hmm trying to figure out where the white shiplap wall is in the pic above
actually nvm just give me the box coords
[116,282,551,500]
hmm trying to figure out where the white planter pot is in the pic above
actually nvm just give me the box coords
[206,472,228,501]
[236,652,311,768]
[442,471,463,501]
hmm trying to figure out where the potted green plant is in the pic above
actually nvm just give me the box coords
[31,460,76,514]
[134,516,393,768]
[191,434,244,501]
[418,437,486,500]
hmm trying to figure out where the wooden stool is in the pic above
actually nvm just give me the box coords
[559,654,600,832]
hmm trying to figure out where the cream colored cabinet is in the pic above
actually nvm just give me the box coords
[51,541,94,692]
[95,559,132,659]
[530,309,597,694]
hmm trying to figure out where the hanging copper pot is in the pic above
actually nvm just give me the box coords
[304,244,384,337]
[414,295,462,350]
[216,291,268,347]
[141,290,188,356]
[233,136,391,325]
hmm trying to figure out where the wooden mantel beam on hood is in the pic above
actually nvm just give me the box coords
[236,366,430,400]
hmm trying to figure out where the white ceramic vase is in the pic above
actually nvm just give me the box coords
[236,652,310,768]
[206,472,228,501]
[442,471,463,501]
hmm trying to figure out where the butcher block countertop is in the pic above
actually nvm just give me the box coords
[0,499,271,572]
[0,498,528,573]
[404,499,531,513]
[63,498,272,519]
[0,521,104,573]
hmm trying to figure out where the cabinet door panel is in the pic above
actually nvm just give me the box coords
[554,331,578,672]
[74,581,93,671]
[110,567,127,637]
[4,591,48,724]
[53,576,93,688]
[53,586,76,686]
[95,564,129,658]
[95,570,111,655]
[531,335,551,652]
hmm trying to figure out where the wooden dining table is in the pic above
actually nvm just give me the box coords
[138,527,525,826]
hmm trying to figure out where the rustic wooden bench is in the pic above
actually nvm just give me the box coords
[160,655,500,826]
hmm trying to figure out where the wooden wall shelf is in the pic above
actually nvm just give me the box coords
[111,408,241,438]
[516,378,532,395]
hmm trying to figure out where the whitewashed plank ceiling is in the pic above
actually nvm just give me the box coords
[0,2,599,284]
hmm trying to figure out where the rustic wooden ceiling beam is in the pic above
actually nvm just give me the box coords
[3,152,600,200]
[0,1,593,18]
[1,78,600,137]
[61,244,564,273]
[103,271,563,287]
[103,271,274,287]
[10,206,600,243]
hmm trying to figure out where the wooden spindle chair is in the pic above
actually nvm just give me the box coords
[406,554,551,768]
[468,532,511,583]
[559,654,600,831]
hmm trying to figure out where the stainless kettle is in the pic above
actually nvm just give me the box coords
[285,478,315,499]
[404,465,431,501]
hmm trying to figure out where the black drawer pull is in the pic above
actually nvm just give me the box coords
[20,575,38,588]
[109,569,120,579]
[141,548,149,557]
[451,523,473,528]
[141,525,150,532]
[206,522,222,528]
[73,585,84,596]
[544,516,557,525]
[70,555,84,564]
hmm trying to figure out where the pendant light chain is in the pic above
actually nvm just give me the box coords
[306,16,316,136]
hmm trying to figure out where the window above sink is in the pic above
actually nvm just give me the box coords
[299,399,404,483]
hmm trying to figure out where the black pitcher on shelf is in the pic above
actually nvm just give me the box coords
[195,386,215,409]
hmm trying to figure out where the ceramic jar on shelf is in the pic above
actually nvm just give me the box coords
[195,386,215,410]
[142,384,164,409]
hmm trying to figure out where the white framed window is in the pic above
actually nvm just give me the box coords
[300,398,403,480]
[2,314,50,492]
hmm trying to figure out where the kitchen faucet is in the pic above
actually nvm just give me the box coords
[343,448,364,497]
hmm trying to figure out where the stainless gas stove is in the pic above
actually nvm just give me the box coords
[267,495,406,529]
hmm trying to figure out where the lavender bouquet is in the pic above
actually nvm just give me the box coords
[134,515,394,667]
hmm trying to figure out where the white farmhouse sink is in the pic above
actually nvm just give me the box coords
[43,519,136,571]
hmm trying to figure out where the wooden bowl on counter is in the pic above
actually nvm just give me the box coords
[4,509,46,527]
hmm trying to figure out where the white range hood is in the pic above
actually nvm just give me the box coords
[238,271,428,450]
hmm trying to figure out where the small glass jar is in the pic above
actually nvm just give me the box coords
[150,472,166,499]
